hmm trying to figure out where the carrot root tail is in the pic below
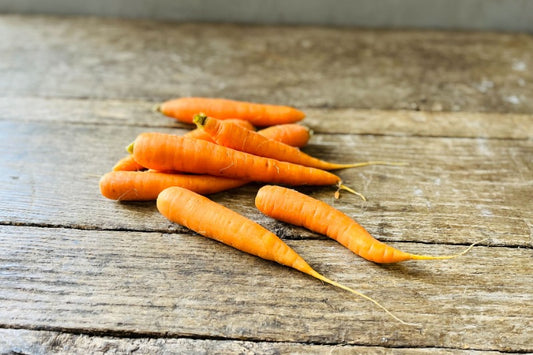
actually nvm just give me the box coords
[152,104,162,113]
[342,161,409,169]
[410,238,489,261]
[336,182,366,201]
[308,269,421,327]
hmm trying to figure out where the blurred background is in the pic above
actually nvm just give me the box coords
[1,0,532,32]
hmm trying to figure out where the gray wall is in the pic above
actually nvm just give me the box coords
[1,0,532,32]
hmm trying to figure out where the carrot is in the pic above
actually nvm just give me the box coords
[112,155,146,172]
[194,114,404,171]
[129,132,361,198]
[185,118,255,143]
[157,186,416,325]
[156,97,305,126]
[99,171,248,201]
[255,185,481,263]
[257,124,312,148]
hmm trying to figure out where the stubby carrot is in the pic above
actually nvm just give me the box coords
[255,185,480,263]
[257,124,312,148]
[157,186,415,325]
[112,155,145,172]
[194,114,403,171]
[156,97,305,126]
[185,118,255,143]
[129,132,361,197]
[99,171,248,201]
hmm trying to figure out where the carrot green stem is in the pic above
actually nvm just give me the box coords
[193,112,208,128]
[152,103,162,113]
[126,142,134,154]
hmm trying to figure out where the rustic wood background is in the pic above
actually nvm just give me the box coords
[0,15,532,353]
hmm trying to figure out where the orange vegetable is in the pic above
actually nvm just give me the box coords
[185,118,255,143]
[194,114,402,171]
[99,171,248,201]
[157,97,305,126]
[129,132,360,197]
[157,186,414,325]
[255,185,479,263]
[112,155,145,172]
[257,123,312,148]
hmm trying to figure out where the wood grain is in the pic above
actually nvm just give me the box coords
[0,329,508,355]
[0,225,531,352]
[2,97,532,139]
[0,329,505,355]
[1,15,532,114]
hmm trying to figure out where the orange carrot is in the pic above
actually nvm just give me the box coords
[129,132,361,197]
[185,118,255,143]
[157,97,305,126]
[255,185,480,263]
[112,155,146,172]
[157,186,415,325]
[257,124,312,148]
[194,114,403,171]
[100,171,248,201]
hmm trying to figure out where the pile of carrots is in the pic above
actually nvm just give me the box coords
[100,97,477,326]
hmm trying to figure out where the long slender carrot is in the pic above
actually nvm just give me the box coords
[194,114,404,171]
[185,118,255,143]
[99,171,248,201]
[129,132,361,197]
[255,185,480,263]
[156,97,305,126]
[112,155,146,172]
[257,124,313,148]
[157,186,416,326]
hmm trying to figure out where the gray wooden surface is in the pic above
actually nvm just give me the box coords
[2,0,533,32]
[0,15,532,353]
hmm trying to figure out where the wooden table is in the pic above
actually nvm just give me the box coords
[1,15,532,354]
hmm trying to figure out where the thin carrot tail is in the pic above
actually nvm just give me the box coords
[335,182,366,201]
[331,161,409,170]
[409,239,488,261]
[306,268,421,327]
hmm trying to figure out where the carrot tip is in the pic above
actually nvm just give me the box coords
[345,161,409,169]
[337,183,366,201]
[411,238,489,261]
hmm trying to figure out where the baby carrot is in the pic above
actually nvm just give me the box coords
[194,114,403,171]
[185,118,255,143]
[255,185,479,263]
[156,97,305,126]
[99,171,248,201]
[129,132,361,197]
[157,186,415,325]
[112,155,146,172]
[257,124,313,148]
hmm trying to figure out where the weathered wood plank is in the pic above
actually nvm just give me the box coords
[1,97,532,139]
[0,226,531,352]
[0,329,503,355]
[1,15,532,114]
[0,120,530,247]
